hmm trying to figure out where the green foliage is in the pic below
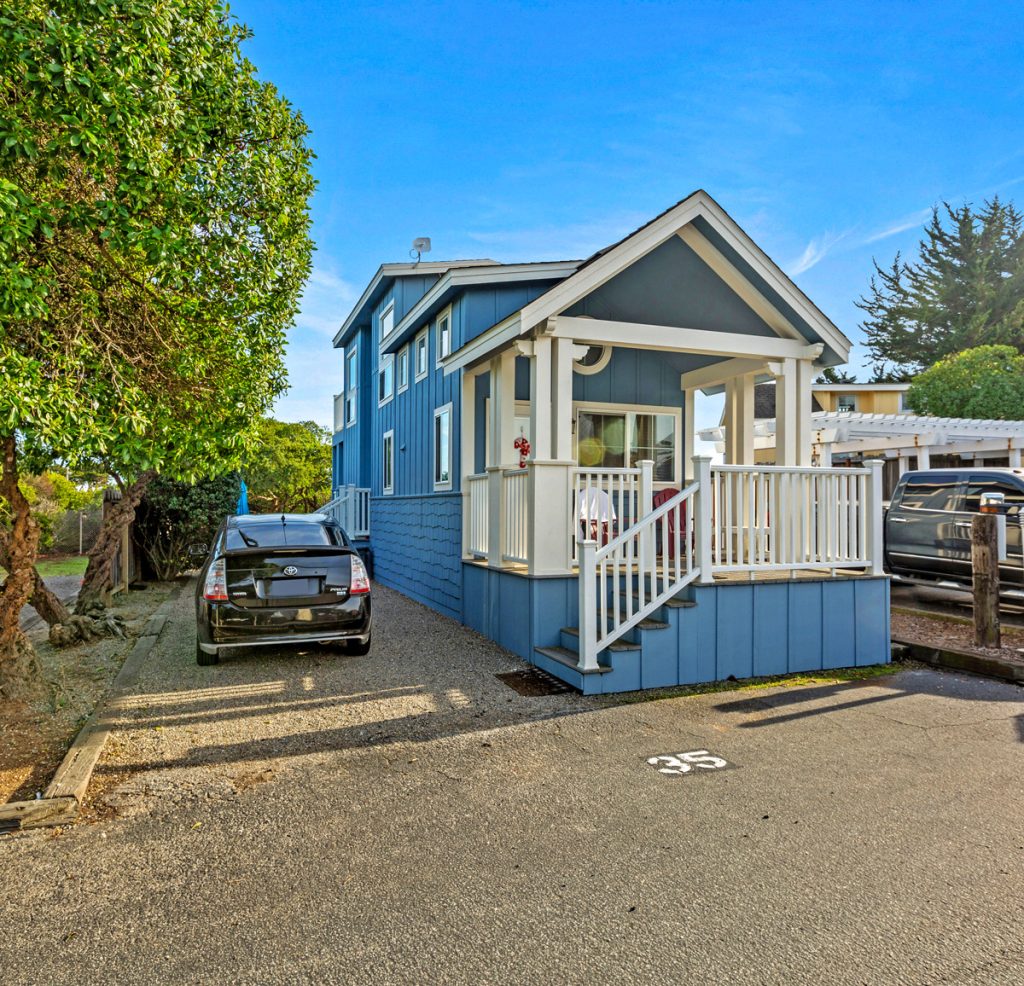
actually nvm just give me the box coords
[858,199,1024,378]
[0,471,102,550]
[135,474,238,580]
[815,367,857,384]
[243,419,331,514]
[906,345,1024,420]
[0,0,316,481]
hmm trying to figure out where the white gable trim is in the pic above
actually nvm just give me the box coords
[517,191,851,362]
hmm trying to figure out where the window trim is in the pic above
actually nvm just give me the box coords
[573,345,612,376]
[433,402,454,491]
[572,400,682,486]
[414,329,429,382]
[382,429,394,495]
[435,305,453,367]
[396,345,410,393]
[344,345,358,428]
[377,352,394,407]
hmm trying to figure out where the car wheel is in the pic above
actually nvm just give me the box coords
[196,638,219,665]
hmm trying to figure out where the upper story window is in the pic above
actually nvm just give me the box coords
[344,346,358,427]
[836,394,858,413]
[380,301,395,343]
[397,346,409,393]
[436,306,452,366]
[378,353,394,406]
[434,403,453,490]
[415,329,429,381]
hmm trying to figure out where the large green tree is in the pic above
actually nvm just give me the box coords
[858,199,1024,379]
[0,0,314,685]
[905,345,1024,420]
[244,419,332,514]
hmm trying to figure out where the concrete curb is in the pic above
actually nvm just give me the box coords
[0,583,185,834]
[893,635,1024,686]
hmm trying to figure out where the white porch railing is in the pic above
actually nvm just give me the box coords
[502,469,529,564]
[578,481,700,668]
[709,464,874,572]
[466,473,489,558]
[570,467,642,561]
[319,485,371,538]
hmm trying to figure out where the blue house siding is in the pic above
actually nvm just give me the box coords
[371,493,463,620]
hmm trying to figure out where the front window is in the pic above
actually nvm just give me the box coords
[378,354,394,405]
[382,430,394,494]
[344,347,358,426]
[436,308,452,365]
[576,409,678,482]
[434,404,452,489]
[837,394,858,413]
[962,479,1024,514]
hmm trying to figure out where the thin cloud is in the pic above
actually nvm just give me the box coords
[788,228,852,276]
[862,208,933,245]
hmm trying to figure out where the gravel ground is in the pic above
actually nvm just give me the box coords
[891,609,1024,663]
[3,584,1024,984]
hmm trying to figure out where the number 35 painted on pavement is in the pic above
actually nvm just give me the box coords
[647,750,729,775]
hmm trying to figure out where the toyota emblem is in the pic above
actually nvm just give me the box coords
[283,565,298,576]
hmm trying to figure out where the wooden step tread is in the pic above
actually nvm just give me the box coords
[558,627,642,651]
[534,646,613,674]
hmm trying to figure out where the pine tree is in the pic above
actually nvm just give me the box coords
[858,199,1024,377]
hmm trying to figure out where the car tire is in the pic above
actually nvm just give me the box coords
[346,635,371,657]
[196,638,219,665]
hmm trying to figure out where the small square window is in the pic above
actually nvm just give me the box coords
[382,430,394,494]
[436,307,452,366]
[397,346,409,393]
[414,330,429,381]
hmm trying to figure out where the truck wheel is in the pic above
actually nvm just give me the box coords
[196,638,219,665]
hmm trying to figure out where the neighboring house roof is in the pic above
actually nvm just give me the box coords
[753,382,824,419]
[811,383,910,392]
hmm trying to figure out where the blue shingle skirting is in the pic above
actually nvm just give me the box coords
[369,494,463,620]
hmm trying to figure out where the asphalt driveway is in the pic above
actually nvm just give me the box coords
[2,583,1024,984]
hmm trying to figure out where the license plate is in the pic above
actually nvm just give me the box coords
[263,578,320,598]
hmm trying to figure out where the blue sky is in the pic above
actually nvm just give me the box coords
[236,0,1024,434]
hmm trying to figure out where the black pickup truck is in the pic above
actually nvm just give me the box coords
[884,468,1024,596]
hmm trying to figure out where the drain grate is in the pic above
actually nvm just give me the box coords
[496,667,575,696]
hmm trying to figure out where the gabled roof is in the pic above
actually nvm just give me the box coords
[516,189,852,364]
[333,260,496,348]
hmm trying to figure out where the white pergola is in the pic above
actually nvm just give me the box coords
[700,410,1024,469]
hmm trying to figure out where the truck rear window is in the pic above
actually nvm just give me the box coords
[898,478,959,511]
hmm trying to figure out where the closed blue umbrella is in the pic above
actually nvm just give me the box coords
[237,477,249,515]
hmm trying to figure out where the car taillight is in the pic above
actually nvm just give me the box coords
[203,557,229,601]
[349,555,370,594]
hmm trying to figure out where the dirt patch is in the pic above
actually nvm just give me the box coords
[496,668,574,696]
[891,610,1024,665]
[0,582,177,805]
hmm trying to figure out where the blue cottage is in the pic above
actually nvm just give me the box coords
[327,191,890,693]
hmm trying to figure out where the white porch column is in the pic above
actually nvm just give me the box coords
[774,358,813,466]
[488,349,517,467]
[527,461,574,575]
[693,455,714,584]
[1011,447,1022,468]
[529,335,553,460]
[898,453,911,476]
[723,378,737,464]
[865,459,885,576]
[916,446,931,470]
[683,388,696,482]
[552,337,575,462]
[461,368,478,558]
[817,442,833,468]
[729,373,756,464]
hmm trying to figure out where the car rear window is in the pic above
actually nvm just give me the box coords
[898,477,959,511]
[225,522,343,550]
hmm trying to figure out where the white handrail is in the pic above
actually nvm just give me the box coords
[578,482,700,670]
[318,486,371,538]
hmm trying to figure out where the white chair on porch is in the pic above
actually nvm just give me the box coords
[577,488,616,546]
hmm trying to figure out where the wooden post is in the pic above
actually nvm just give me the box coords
[972,512,1000,648]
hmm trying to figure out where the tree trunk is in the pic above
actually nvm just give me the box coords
[76,470,155,613]
[0,530,70,627]
[0,435,41,684]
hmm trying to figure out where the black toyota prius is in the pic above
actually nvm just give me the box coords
[193,513,371,665]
